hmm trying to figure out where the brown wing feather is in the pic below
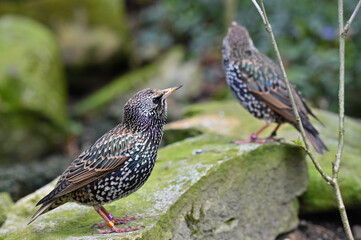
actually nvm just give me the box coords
[244,58,328,154]
[243,56,310,124]
[251,85,310,124]
[37,125,139,205]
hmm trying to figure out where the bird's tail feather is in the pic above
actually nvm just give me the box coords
[28,197,68,225]
[304,104,325,127]
[28,201,54,225]
[294,117,329,155]
[305,129,329,155]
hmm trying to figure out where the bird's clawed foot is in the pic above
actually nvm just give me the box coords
[265,135,283,142]
[232,133,283,144]
[93,225,144,234]
[114,216,140,225]
[91,216,140,229]
[92,206,143,234]
[232,133,266,144]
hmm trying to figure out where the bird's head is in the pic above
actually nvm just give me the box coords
[222,22,255,62]
[123,85,182,132]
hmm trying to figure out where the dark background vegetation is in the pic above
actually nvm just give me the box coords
[0,0,360,201]
[126,0,361,115]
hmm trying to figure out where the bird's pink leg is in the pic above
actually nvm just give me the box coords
[266,124,282,142]
[233,123,271,144]
[92,206,139,228]
[92,206,142,234]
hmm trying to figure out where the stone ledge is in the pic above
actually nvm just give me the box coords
[167,100,361,213]
[0,134,307,240]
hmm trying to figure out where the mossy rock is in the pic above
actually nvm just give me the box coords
[0,192,14,227]
[0,0,130,66]
[0,134,307,239]
[299,111,361,213]
[0,15,69,163]
[166,100,361,213]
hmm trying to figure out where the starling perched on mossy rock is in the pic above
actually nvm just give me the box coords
[222,22,328,154]
[28,85,182,234]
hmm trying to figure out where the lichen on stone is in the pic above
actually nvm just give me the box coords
[0,133,308,239]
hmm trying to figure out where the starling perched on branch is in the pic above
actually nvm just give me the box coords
[29,85,182,234]
[222,22,328,154]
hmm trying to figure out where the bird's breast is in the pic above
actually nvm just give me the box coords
[74,133,161,206]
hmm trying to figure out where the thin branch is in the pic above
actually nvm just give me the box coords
[334,0,346,180]
[253,0,332,183]
[333,0,354,239]
[343,0,361,36]
[334,180,353,240]
[251,0,355,239]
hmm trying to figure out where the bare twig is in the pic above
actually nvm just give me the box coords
[254,0,333,183]
[333,0,354,239]
[343,0,361,36]
[251,0,356,239]
[334,0,346,180]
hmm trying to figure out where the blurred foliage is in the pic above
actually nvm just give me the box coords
[0,0,131,66]
[131,0,361,117]
[133,0,225,60]
[2,0,360,119]
[0,0,132,96]
[0,0,360,167]
[0,15,68,128]
[0,15,69,163]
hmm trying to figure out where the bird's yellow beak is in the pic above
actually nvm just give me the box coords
[161,85,183,100]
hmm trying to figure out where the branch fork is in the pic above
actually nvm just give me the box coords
[250,0,361,239]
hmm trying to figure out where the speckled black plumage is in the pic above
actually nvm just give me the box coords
[29,86,182,226]
[222,22,328,154]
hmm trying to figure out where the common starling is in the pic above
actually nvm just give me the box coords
[222,22,328,154]
[28,85,182,234]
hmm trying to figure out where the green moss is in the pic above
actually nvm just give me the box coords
[0,193,13,227]
[177,100,361,213]
[0,134,307,239]
[299,110,361,213]
[184,204,203,235]
[143,143,307,240]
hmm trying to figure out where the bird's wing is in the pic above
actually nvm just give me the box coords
[37,125,139,205]
[238,58,310,123]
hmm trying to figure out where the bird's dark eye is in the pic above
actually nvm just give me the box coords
[153,95,162,104]
[245,50,252,56]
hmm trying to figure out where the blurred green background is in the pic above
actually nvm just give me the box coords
[0,0,360,201]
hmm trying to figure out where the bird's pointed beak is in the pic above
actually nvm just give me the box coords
[161,85,183,100]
